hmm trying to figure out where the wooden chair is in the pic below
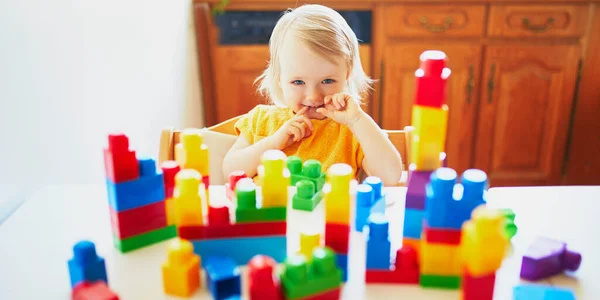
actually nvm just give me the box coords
[159,115,413,186]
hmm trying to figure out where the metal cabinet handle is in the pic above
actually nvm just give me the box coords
[487,63,496,104]
[522,17,555,33]
[419,16,454,33]
[466,64,475,104]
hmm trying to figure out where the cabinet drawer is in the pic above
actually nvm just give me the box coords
[383,5,486,38]
[488,5,588,37]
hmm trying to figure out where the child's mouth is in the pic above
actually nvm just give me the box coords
[303,104,324,109]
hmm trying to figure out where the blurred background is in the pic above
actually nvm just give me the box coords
[1,0,599,219]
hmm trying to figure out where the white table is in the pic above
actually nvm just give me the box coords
[0,184,598,299]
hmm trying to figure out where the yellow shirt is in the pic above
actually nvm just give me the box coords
[234,105,365,178]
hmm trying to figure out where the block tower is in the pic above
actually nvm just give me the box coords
[323,163,353,282]
[103,133,176,253]
[175,129,209,188]
[403,50,450,256]
[420,168,488,289]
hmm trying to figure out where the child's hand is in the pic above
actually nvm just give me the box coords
[317,93,364,126]
[268,106,313,150]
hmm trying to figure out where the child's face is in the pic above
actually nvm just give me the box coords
[279,37,349,120]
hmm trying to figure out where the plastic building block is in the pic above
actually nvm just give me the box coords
[258,150,290,207]
[460,205,509,276]
[324,164,352,224]
[109,200,167,239]
[161,238,201,297]
[365,246,419,284]
[292,180,324,211]
[403,208,425,239]
[499,208,518,239]
[355,184,374,232]
[173,169,205,226]
[425,168,487,230]
[165,197,175,226]
[105,157,165,212]
[178,221,287,240]
[161,160,180,198]
[299,232,321,261]
[414,50,451,108]
[72,281,119,300]
[226,170,247,200]
[175,129,209,176]
[363,176,386,210]
[420,239,461,276]
[324,223,350,254]
[205,256,242,300]
[419,274,460,289]
[248,255,283,300]
[335,253,348,282]
[460,269,495,300]
[287,156,326,191]
[113,225,176,253]
[411,105,448,170]
[405,164,432,210]
[303,288,341,300]
[520,236,582,281]
[513,284,576,300]
[103,133,139,183]
[192,235,287,266]
[280,247,342,300]
[235,177,287,222]
[402,238,421,255]
[366,213,392,270]
[423,223,461,245]
[68,241,108,288]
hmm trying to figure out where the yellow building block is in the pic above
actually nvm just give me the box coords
[420,237,461,276]
[258,150,290,207]
[162,238,201,297]
[460,205,509,276]
[175,129,209,176]
[299,232,321,261]
[166,197,175,225]
[173,169,204,226]
[411,105,448,170]
[324,163,353,224]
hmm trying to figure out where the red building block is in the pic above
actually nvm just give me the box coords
[72,281,119,300]
[324,223,350,254]
[304,288,341,300]
[109,200,167,239]
[178,221,287,240]
[414,50,450,108]
[365,246,419,284]
[461,269,496,300]
[424,225,461,245]
[203,175,210,189]
[103,133,139,183]
[208,204,230,225]
[161,161,180,198]
[248,255,283,300]
[226,171,247,200]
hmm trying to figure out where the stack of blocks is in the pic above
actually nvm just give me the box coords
[355,177,387,232]
[161,238,201,297]
[420,168,489,289]
[403,50,450,258]
[323,163,353,282]
[103,133,176,253]
[280,247,343,299]
[175,129,210,189]
[287,156,326,211]
[176,150,288,265]
[68,240,119,299]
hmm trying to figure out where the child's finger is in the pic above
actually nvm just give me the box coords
[298,115,314,133]
[296,106,309,115]
[291,121,306,140]
[289,125,301,142]
[337,94,347,108]
[316,107,332,119]
[324,95,332,105]
[333,94,342,109]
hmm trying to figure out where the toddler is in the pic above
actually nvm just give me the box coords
[222,4,402,186]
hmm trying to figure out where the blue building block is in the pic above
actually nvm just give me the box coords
[192,235,286,266]
[355,184,374,232]
[425,168,487,230]
[205,256,242,300]
[364,176,385,207]
[106,157,165,212]
[403,208,425,239]
[67,241,108,288]
[336,253,348,282]
[366,213,391,270]
[514,284,576,300]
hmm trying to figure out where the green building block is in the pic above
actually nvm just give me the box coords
[419,274,461,289]
[113,225,176,253]
[292,180,324,211]
[499,208,518,239]
[286,156,326,191]
[235,178,287,222]
[280,247,342,299]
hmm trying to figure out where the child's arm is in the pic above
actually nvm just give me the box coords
[222,135,278,178]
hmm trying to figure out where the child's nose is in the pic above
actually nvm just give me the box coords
[305,86,322,103]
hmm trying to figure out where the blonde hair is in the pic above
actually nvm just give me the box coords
[255,4,373,106]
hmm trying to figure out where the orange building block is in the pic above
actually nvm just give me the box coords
[162,238,201,297]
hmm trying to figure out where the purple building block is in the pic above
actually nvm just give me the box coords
[405,164,432,210]
[520,236,582,281]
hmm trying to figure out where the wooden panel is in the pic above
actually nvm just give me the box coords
[382,5,486,37]
[488,5,588,37]
[474,45,581,186]
[196,0,600,4]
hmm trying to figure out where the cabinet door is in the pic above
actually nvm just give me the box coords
[474,45,581,186]
[213,45,270,123]
[381,44,482,174]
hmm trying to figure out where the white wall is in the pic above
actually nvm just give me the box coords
[0,0,204,186]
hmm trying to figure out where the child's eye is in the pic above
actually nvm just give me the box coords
[292,80,305,85]
[322,79,336,84]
